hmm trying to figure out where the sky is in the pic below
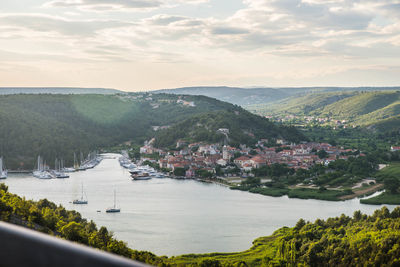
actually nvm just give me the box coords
[0,0,400,91]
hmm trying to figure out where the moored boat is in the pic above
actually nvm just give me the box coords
[0,157,7,179]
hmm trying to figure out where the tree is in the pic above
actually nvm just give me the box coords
[384,177,399,194]
[173,167,186,177]
[317,150,328,159]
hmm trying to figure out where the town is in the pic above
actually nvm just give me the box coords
[137,132,360,180]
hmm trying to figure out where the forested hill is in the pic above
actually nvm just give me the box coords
[153,86,400,106]
[0,93,303,169]
[154,110,304,148]
[0,87,122,95]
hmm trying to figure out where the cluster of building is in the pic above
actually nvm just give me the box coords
[267,115,356,129]
[139,137,358,178]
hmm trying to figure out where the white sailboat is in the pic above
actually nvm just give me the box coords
[33,156,52,179]
[106,190,120,213]
[73,183,88,204]
[53,159,69,178]
[0,157,7,179]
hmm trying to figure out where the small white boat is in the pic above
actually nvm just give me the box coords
[106,190,120,213]
[0,157,7,179]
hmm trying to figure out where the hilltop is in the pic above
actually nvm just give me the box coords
[0,93,303,169]
[154,86,400,106]
[0,87,123,95]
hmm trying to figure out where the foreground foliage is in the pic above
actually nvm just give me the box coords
[0,184,166,266]
[1,184,400,266]
[168,207,400,266]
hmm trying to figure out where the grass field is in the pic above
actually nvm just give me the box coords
[360,192,400,205]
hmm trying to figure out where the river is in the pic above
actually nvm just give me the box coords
[2,153,396,256]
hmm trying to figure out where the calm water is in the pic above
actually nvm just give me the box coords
[3,154,396,256]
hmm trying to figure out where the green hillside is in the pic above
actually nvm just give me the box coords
[315,91,400,121]
[252,91,400,131]
[0,93,303,169]
[153,109,305,148]
[249,92,358,115]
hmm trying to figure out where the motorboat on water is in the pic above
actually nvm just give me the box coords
[130,169,152,180]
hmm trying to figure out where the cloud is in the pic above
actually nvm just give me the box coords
[0,13,131,36]
[210,26,249,35]
[44,0,208,11]
[44,0,163,11]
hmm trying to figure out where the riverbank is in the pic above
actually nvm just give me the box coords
[360,191,400,205]
[230,182,386,202]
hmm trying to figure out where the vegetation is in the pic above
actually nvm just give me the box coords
[2,184,400,266]
[360,192,400,205]
[251,90,400,132]
[0,184,166,265]
[153,110,305,149]
[168,207,400,266]
[0,93,303,169]
[230,153,381,202]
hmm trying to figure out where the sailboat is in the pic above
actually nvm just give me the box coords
[0,157,7,179]
[33,156,52,179]
[106,190,120,213]
[53,159,69,178]
[73,183,88,204]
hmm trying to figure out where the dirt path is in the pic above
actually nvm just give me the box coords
[339,183,384,200]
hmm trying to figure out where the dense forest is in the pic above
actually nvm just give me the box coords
[0,93,304,169]
[1,184,399,266]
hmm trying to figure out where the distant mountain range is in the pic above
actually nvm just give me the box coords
[153,86,400,106]
[0,87,123,95]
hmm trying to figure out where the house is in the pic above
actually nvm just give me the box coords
[249,156,266,168]
[176,140,187,148]
[391,146,400,152]
[234,156,251,167]
[217,128,230,134]
[216,158,228,166]
[186,169,195,178]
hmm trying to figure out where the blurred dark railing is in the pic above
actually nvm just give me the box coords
[0,221,151,267]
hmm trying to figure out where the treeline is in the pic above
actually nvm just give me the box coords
[0,93,267,169]
[154,109,305,149]
[168,207,400,266]
[0,184,166,265]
